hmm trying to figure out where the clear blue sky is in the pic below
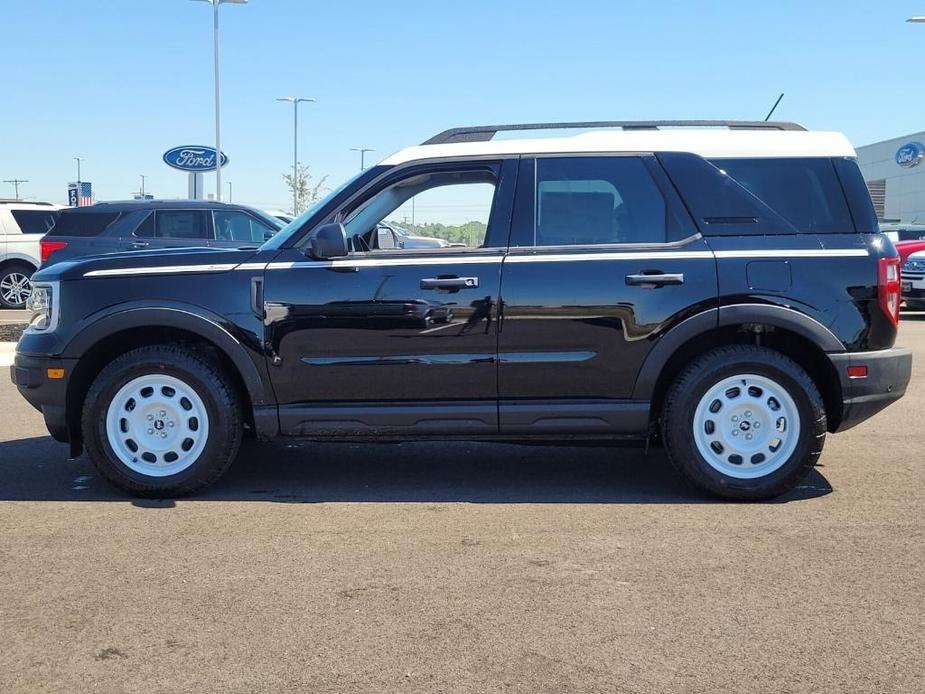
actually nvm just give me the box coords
[1,0,924,211]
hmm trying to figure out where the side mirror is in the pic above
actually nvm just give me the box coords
[307,223,349,259]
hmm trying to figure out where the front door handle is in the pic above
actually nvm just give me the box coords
[625,272,684,287]
[132,240,150,249]
[420,277,479,290]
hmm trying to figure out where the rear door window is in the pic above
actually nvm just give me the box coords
[530,157,670,246]
[10,210,59,235]
[154,211,212,240]
[710,158,853,233]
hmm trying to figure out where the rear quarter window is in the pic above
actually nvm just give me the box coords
[48,212,122,237]
[710,158,853,234]
[9,210,59,235]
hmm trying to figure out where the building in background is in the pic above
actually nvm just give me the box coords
[857,132,925,225]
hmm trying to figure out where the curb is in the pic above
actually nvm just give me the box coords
[0,342,15,368]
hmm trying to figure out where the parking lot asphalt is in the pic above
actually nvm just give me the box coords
[1,317,924,693]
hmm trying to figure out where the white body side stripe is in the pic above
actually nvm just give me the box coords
[81,248,870,277]
[84,263,238,278]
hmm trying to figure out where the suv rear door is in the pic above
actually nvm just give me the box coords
[132,210,213,251]
[498,155,718,435]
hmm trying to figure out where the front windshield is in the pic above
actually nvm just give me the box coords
[260,169,370,250]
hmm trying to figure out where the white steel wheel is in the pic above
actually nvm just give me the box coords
[0,271,32,307]
[104,374,210,477]
[692,373,800,479]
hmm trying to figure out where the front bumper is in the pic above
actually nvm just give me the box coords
[828,347,913,432]
[10,352,78,443]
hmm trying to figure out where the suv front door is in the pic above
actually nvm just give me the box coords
[498,155,718,435]
[263,159,517,436]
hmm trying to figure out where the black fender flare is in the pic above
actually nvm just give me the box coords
[62,303,270,407]
[632,303,845,401]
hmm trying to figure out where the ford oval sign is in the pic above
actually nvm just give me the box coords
[163,145,229,172]
[896,142,925,168]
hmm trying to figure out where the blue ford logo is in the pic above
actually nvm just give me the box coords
[163,145,229,172]
[896,142,925,168]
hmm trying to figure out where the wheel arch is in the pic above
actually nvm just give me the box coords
[635,305,846,432]
[61,305,275,452]
[0,256,39,272]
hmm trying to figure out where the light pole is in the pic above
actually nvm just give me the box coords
[190,0,247,202]
[227,181,233,202]
[73,157,84,186]
[3,179,28,199]
[140,175,146,198]
[277,96,316,215]
[350,147,375,171]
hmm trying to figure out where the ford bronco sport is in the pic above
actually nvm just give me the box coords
[10,121,913,499]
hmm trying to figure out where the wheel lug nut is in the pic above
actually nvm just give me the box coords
[732,416,739,422]
[746,434,753,440]
[161,432,167,439]
[745,410,752,417]
[168,421,175,428]
[732,430,739,436]
[754,422,760,429]
[159,410,166,417]
[147,429,153,435]
[147,414,154,421]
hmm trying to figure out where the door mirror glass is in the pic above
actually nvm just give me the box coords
[307,223,349,259]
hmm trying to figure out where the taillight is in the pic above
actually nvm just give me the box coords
[40,240,67,263]
[878,256,901,327]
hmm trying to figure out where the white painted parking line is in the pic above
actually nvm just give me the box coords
[0,343,16,367]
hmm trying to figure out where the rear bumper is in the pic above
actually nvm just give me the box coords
[10,352,78,443]
[828,347,912,432]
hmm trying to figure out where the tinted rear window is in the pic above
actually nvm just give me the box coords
[48,212,122,237]
[710,158,853,234]
[10,210,59,235]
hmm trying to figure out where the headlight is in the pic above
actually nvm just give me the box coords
[26,282,59,333]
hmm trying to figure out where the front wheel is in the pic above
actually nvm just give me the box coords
[661,345,826,500]
[82,345,243,497]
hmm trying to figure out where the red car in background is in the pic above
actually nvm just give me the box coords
[881,223,925,263]
[897,239,925,264]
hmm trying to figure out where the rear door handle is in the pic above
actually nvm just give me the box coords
[420,277,479,290]
[625,272,684,287]
[132,240,150,249]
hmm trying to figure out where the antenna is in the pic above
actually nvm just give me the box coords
[764,93,785,121]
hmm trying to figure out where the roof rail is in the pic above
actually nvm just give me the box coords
[422,120,807,145]
[0,199,55,205]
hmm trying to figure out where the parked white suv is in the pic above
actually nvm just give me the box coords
[0,200,60,308]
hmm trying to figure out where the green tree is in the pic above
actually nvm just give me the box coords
[283,164,328,216]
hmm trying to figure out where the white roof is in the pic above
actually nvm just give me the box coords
[381,129,856,166]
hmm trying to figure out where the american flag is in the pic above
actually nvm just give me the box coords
[78,181,92,207]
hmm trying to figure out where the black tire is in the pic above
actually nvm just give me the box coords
[661,345,826,501]
[81,344,243,497]
[0,263,35,309]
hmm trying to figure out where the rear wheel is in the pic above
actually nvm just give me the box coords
[82,345,243,497]
[0,263,34,309]
[661,345,826,500]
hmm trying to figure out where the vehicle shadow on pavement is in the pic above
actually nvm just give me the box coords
[0,436,832,505]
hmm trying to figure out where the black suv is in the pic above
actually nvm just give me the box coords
[40,200,283,267]
[10,121,913,500]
